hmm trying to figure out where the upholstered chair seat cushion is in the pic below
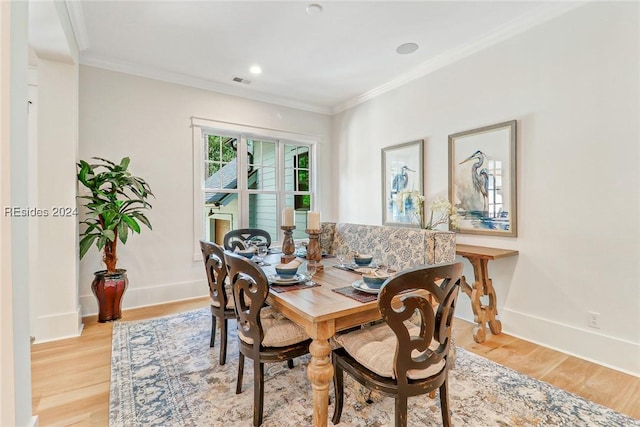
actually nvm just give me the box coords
[239,307,309,347]
[334,321,445,380]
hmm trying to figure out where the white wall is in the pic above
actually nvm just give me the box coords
[32,57,82,342]
[78,67,333,314]
[332,3,639,375]
[1,3,17,425]
[1,1,36,425]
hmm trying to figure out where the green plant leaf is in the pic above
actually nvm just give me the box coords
[102,229,115,242]
[92,157,116,166]
[118,221,129,244]
[131,212,152,230]
[119,157,130,170]
[79,234,98,259]
[121,214,140,233]
[77,156,153,269]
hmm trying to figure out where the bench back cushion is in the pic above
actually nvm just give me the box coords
[334,223,427,270]
[320,222,456,270]
[427,229,456,265]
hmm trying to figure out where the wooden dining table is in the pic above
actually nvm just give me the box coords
[261,254,381,427]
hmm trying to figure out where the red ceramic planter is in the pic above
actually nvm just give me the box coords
[91,269,128,322]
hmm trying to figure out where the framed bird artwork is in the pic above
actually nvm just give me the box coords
[448,120,517,237]
[381,139,424,227]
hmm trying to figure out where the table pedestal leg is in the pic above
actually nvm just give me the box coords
[306,333,333,426]
[460,256,502,343]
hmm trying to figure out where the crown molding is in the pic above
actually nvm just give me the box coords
[80,54,333,115]
[332,2,586,114]
[64,0,89,51]
[72,1,585,117]
[65,0,329,114]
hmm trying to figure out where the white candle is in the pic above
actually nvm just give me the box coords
[307,211,320,230]
[282,207,294,227]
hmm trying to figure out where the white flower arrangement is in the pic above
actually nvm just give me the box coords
[395,190,459,230]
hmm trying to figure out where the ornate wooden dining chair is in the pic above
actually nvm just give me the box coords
[331,262,463,427]
[223,228,272,251]
[199,240,236,365]
[224,250,311,427]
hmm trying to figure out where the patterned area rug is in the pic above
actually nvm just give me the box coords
[110,308,639,426]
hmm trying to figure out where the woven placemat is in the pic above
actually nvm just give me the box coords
[270,282,320,293]
[332,285,378,303]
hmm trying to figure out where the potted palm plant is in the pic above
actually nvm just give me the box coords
[77,157,153,322]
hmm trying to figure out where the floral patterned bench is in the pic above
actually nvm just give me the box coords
[319,222,456,270]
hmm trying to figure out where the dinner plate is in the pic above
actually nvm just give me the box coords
[351,279,381,295]
[269,273,305,285]
[354,267,378,274]
[344,262,378,274]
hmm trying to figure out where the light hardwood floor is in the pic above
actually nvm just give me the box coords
[31,297,640,426]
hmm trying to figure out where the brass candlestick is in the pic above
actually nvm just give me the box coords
[305,228,323,271]
[280,225,296,264]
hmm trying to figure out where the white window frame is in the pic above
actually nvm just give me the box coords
[191,117,319,260]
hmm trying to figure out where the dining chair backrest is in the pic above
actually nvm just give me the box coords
[331,261,464,426]
[378,261,463,384]
[224,250,269,351]
[199,240,237,364]
[200,240,230,310]
[223,228,272,251]
[224,249,310,426]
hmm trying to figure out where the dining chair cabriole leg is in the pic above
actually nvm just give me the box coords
[255,362,265,426]
[236,353,245,395]
[210,313,216,348]
[331,356,344,424]
[440,381,452,427]
[220,318,228,365]
[395,397,408,427]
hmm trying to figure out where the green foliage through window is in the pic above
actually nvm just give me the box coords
[295,151,310,210]
[207,135,237,176]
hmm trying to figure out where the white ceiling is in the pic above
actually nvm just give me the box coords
[60,1,582,114]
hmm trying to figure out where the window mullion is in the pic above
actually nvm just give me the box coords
[277,141,285,234]
[237,135,249,227]
[310,143,316,211]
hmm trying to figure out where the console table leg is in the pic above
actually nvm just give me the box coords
[478,257,502,336]
[460,256,502,343]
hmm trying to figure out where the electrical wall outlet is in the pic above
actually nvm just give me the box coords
[587,311,600,329]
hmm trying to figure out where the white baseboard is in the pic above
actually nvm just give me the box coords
[33,306,83,343]
[500,308,640,377]
[79,279,207,317]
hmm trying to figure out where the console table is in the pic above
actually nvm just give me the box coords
[456,244,519,343]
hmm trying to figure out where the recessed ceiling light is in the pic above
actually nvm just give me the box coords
[306,3,323,15]
[396,43,419,55]
[249,65,262,75]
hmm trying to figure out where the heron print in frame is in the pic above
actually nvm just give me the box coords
[381,139,424,227]
[449,120,517,237]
